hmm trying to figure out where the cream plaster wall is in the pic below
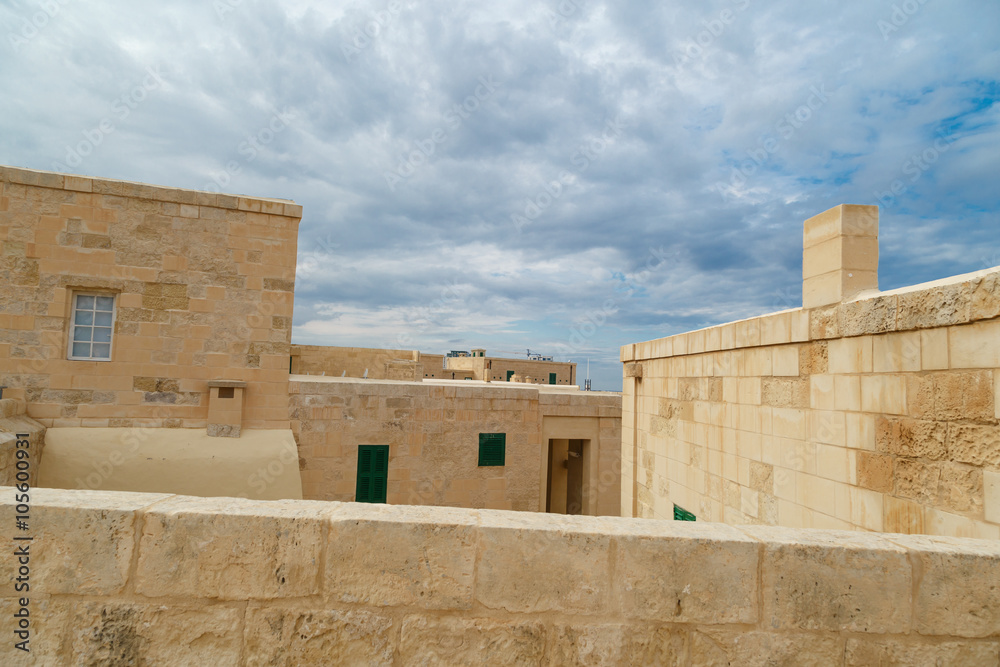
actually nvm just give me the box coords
[38,427,302,500]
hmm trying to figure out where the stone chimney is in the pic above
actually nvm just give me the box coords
[802,204,879,309]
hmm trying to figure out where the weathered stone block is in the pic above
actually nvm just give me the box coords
[548,624,688,667]
[845,638,999,666]
[947,423,1000,468]
[243,607,396,667]
[476,511,613,614]
[0,488,169,596]
[136,496,329,599]
[398,616,544,666]
[894,458,941,505]
[615,519,758,624]
[902,534,1000,637]
[753,527,911,633]
[62,601,243,666]
[883,495,925,534]
[875,416,947,459]
[856,451,893,493]
[907,371,995,423]
[986,470,1000,524]
[325,503,476,610]
[950,320,1000,368]
[691,629,845,667]
[896,280,971,330]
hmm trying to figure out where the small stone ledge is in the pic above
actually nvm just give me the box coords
[0,163,302,220]
[625,265,1000,362]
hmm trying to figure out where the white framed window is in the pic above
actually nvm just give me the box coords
[68,292,116,361]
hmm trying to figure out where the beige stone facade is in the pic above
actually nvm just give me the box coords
[446,352,577,385]
[0,398,45,487]
[291,376,620,515]
[3,487,998,665]
[0,165,301,430]
[622,204,1000,539]
[290,344,446,381]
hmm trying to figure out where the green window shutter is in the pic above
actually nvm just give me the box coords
[673,504,696,521]
[506,370,515,381]
[478,433,506,466]
[549,372,557,385]
[356,445,389,503]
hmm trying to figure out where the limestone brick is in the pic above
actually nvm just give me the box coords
[900,534,1000,637]
[243,607,396,666]
[135,496,329,599]
[947,423,1000,468]
[875,416,947,459]
[985,470,1000,524]
[325,503,476,610]
[920,328,949,370]
[828,336,873,375]
[751,526,911,633]
[398,616,544,666]
[615,519,759,624]
[845,638,1000,666]
[0,488,169,596]
[691,630,845,667]
[950,320,1000,369]
[476,512,613,614]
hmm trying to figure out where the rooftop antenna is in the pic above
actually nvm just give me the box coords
[363,368,369,379]
[585,358,592,391]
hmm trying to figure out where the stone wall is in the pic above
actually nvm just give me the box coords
[446,354,577,385]
[0,165,301,429]
[2,487,998,665]
[0,398,45,487]
[622,205,1000,539]
[290,345,447,381]
[290,376,620,514]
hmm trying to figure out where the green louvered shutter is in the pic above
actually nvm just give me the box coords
[478,433,506,466]
[549,372,557,385]
[673,504,696,521]
[356,445,389,503]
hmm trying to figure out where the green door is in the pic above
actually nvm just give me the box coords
[506,370,515,381]
[549,372,557,385]
[356,445,389,503]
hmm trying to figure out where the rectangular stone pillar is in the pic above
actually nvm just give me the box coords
[803,204,879,309]
[207,380,247,438]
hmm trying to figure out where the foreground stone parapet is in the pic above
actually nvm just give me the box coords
[2,488,999,664]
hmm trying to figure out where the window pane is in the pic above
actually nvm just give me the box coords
[94,311,112,326]
[76,295,95,309]
[93,327,112,343]
[76,310,94,325]
[72,342,90,357]
[92,343,111,359]
[96,296,114,311]
[73,326,93,342]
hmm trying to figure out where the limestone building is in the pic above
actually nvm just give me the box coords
[622,204,1000,540]
[0,164,620,516]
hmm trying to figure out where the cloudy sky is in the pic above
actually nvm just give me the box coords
[2,0,998,390]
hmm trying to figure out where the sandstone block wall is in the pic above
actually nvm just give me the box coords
[290,377,620,514]
[0,398,45,487]
[0,165,301,429]
[622,266,1000,538]
[2,488,998,665]
[290,345,447,381]
[446,354,577,385]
